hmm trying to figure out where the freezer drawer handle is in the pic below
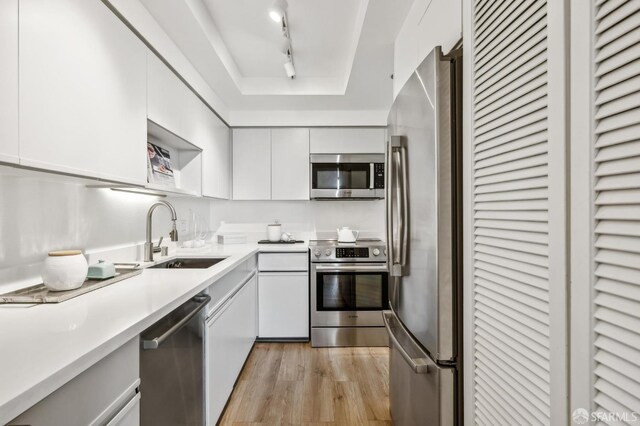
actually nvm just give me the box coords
[383,311,429,374]
[142,295,211,350]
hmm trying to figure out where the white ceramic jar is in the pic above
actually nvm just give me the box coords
[42,250,88,291]
[267,221,282,242]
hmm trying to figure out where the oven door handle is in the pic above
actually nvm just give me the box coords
[314,264,388,272]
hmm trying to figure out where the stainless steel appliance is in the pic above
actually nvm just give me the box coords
[310,239,389,347]
[310,154,385,199]
[140,294,210,426]
[385,45,462,425]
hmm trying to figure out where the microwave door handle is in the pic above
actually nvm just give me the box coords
[370,163,374,189]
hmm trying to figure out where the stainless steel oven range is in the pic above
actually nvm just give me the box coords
[310,239,389,347]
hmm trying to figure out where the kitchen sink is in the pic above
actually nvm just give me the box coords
[150,257,227,269]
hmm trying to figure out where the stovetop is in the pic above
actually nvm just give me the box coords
[309,239,387,263]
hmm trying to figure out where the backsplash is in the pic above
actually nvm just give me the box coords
[209,199,385,241]
[0,172,209,290]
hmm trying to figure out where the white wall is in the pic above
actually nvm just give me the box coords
[210,199,385,240]
[0,171,209,290]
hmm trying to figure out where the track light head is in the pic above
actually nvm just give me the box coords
[269,0,287,23]
[284,60,296,79]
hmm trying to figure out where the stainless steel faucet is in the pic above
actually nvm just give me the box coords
[144,201,179,262]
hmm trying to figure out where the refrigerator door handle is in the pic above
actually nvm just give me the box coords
[399,143,409,270]
[388,136,406,277]
[383,311,429,374]
[386,138,395,274]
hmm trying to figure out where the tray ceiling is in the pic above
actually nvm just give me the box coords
[140,0,413,111]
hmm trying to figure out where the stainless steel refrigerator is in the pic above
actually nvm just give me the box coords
[384,45,462,426]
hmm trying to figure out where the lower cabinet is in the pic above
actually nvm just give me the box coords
[9,338,140,426]
[206,272,257,425]
[258,272,309,339]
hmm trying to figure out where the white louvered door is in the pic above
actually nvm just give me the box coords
[592,0,640,419]
[468,0,568,424]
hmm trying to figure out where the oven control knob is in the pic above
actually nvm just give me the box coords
[314,249,321,257]
[372,248,381,256]
[324,249,332,257]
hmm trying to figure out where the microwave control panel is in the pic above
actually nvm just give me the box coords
[374,163,385,189]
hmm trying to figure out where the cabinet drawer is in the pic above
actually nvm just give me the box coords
[259,253,308,272]
[9,338,139,426]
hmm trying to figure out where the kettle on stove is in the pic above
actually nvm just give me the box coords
[336,227,359,243]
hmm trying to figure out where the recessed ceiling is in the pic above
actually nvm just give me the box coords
[139,0,413,114]
[204,0,365,83]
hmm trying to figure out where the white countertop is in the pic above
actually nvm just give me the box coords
[0,241,308,424]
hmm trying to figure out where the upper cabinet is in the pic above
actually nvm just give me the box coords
[148,51,231,199]
[147,52,198,145]
[393,0,461,98]
[19,0,147,185]
[200,104,230,200]
[271,128,309,200]
[232,129,271,200]
[309,128,385,154]
[0,0,18,165]
[232,128,310,201]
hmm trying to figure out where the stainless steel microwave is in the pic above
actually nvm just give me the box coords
[310,154,385,199]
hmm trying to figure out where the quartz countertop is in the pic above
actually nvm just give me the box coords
[0,241,309,424]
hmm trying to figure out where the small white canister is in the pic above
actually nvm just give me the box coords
[267,220,282,242]
[42,250,88,291]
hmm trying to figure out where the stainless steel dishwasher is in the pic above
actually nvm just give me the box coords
[140,294,210,426]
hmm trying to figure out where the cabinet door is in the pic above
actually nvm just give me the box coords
[147,52,196,145]
[271,128,310,200]
[0,0,18,164]
[19,0,147,184]
[201,105,230,199]
[206,274,257,425]
[232,128,271,200]
[9,338,139,426]
[309,128,385,154]
[258,272,309,338]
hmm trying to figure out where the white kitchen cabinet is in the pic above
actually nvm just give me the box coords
[0,0,18,165]
[258,272,309,339]
[309,128,385,154]
[416,0,461,72]
[9,338,140,426]
[206,272,257,425]
[200,104,231,199]
[258,251,309,339]
[393,0,461,98]
[232,128,271,200]
[393,2,420,98]
[19,0,147,185]
[271,128,310,200]
[147,52,194,145]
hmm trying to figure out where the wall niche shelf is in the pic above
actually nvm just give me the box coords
[146,119,203,197]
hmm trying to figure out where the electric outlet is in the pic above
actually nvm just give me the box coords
[179,219,188,235]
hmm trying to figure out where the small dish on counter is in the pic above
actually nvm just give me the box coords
[87,260,117,280]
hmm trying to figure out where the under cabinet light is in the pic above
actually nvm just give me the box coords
[86,185,166,197]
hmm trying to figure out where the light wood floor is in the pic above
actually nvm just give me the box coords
[219,342,391,425]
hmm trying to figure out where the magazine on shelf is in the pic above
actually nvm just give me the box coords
[147,142,175,186]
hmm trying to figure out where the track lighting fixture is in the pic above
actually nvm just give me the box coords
[269,0,287,23]
[284,60,296,79]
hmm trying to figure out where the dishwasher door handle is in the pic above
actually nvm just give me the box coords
[142,295,210,350]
